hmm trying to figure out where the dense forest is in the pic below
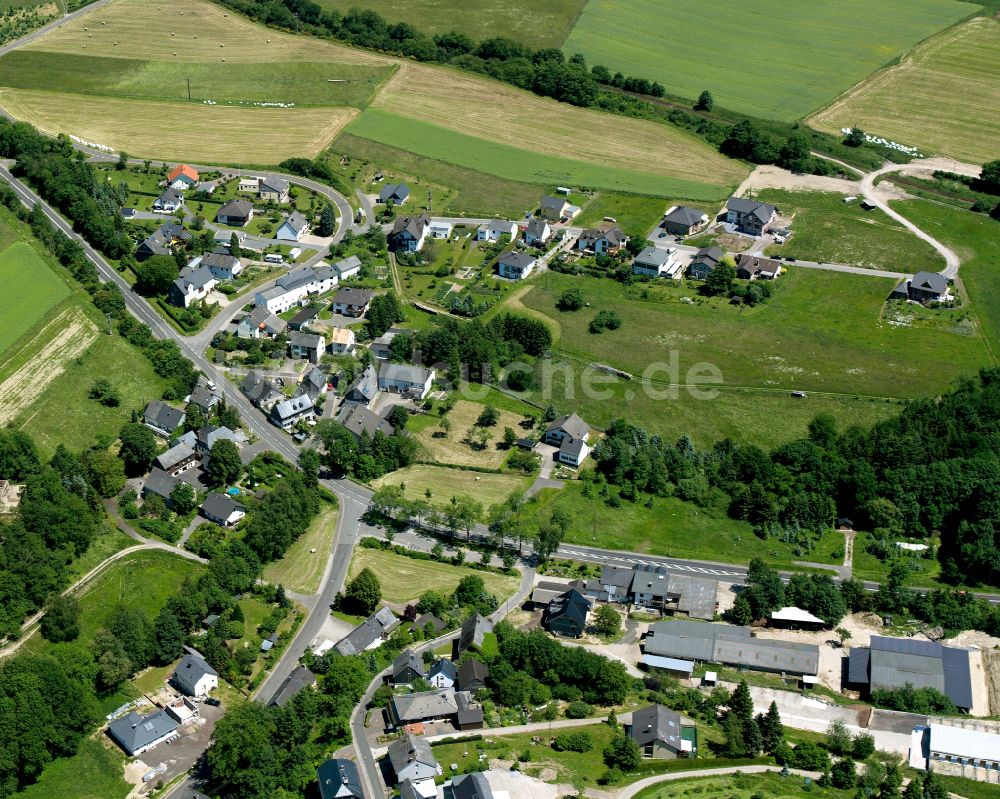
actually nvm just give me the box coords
[593,368,1000,586]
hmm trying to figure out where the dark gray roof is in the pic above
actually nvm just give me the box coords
[272,395,314,421]
[346,365,379,403]
[334,607,399,656]
[107,709,178,754]
[260,175,289,194]
[143,467,180,500]
[267,665,316,707]
[201,492,244,520]
[392,688,458,723]
[333,287,374,306]
[444,773,492,799]
[911,271,948,294]
[663,206,707,226]
[156,187,183,205]
[281,211,308,233]
[379,362,432,386]
[629,704,686,750]
[848,648,870,685]
[338,403,393,438]
[393,650,427,680]
[201,251,240,271]
[455,690,484,727]
[727,197,776,223]
[145,400,185,432]
[526,218,549,238]
[601,565,635,590]
[318,758,365,799]
[217,199,254,219]
[174,264,216,291]
[457,658,488,689]
[413,613,445,633]
[580,226,626,247]
[290,331,324,349]
[560,437,588,460]
[159,222,192,241]
[379,182,410,203]
[189,384,220,411]
[545,588,591,628]
[391,214,429,240]
[335,255,363,275]
[430,659,457,681]
[541,195,566,210]
[155,443,196,471]
[387,733,437,777]
[634,246,673,268]
[736,254,782,276]
[669,574,718,620]
[171,651,218,694]
[498,251,536,269]
[866,635,972,708]
[692,246,724,265]
[458,615,493,653]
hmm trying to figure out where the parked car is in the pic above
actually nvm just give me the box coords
[205,697,221,707]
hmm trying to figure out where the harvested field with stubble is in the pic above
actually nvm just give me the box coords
[0,306,98,426]
[413,400,530,468]
[0,88,356,161]
[372,63,746,189]
[809,17,1000,163]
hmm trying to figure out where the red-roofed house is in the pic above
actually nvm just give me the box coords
[168,164,200,189]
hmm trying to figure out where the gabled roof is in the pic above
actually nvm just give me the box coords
[736,254,781,276]
[167,163,199,183]
[391,214,430,240]
[145,399,186,432]
[458,614,493,653]
[629,704,686,749]
[260,175,289,194]
[159,222,192,241]
[107,709,178,754]
[387,732,437,774]
[911,271,948,294]
[546,413,590,440]
[338,403,393,438]
[318,758,365,799]
[290,331,324,349]
[525,218,549,237]
[541,195,567,211]
[692,246,724,265]
[600,564,634,590]
[865,635,972,709]
[346,365,379,402]
[663,205,707,226]
[334,607,399,656]
[430,659,458,681]
[498,251,536,269]
[175,265,216,292]
[379,182,410,203]
[335,255,363,275]
[634,246,674,268]
[379,362,432,386]
[143,467,180,500]
[272,395,314,421]
[560,437,588,459]
[393,650,427,679]
[268,665,317,707]
[444,773,492,799]
[281,211,308,233]
[457,658,488,689]
[392,688,458,722]
[155,442,196,471]
[545,589,591,627]
[727,197,776,223]
[156,187,184,205]
[201,492,244,520]
[202,251,240,271]
[480,219,516,235]
[333,287,374,306]
[171,651,218,694]
[413,612,445,633]
[218,199,254,219]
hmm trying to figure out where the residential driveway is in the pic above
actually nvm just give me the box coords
[526,443,563,498]
[128,702,225,795]
[312,613,355,653]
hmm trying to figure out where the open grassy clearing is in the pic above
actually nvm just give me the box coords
[634,772,855,799]
[0,51,392,107]
[574,192,668,238]
[346,548,519,606]
[411,400,530,468]
[330,134,545,218]
[312,0,586,49]
[370,64,746,189]
[517,269,991,397]
[0,240,70,357]
[530,482,843,569]
[0,88,355,162]
[760,190,943,271]
[565,0,976,121]
[22,0,389,63]
[65,524,135,583]
[19,738,130,799]
[810,17,1000,163]
[262,500,338,594]
[371,465,531,508]
[346,110,726,200]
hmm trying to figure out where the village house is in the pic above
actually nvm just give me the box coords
[277,211,310,242]
[332,287,374,317]
[543,589,591,638]
[540,194,579,222]
[288,306,319,332]
[169,265,218,308]
[735,254,782,280]
[578,226,627,255]
[626,704,697,759]
[153,187,184,213]
[271,395,315,430]
[661,205,709,236]
[241,371,284,412]
[143,400,186,436]
[378,182,410,205]
[334,607,400,656]
[201,492,246,527]
[891,271,952,303]
[457,659,489,693]
[632,246,682,279]
[268,665,317,708]
[726,197,777,236]
[107,709,178,756]
[289,331,326,364]
[198,251,243,281]
[187,382,221,414]
[259,176,290,203]
[171,651,219,697]
[429,659,457,689]
[338,403,394,439]
[344,364,379,405]
[429,220,453,239]
[216,199,255,227]
[477,219,517,243]
[333,255,362,281]
[378,363,435,399]
[388,734,438,797]
[390,214,430,252]
[687,246,725,280]
[239,176,261,193]
[255,265,339,314]
[237,306,287,339]
[523,217,552,246]
[391,651,426,686]
[317,759,365,799]
[456,614,493,656]
[167,164,199,190]
[543,413,592,467]
[327,327,356,355]
[296,366,329,402]
[142,468,181,506]
[136,223,191,260]
[497,250,537,280]
[154,442,198,476]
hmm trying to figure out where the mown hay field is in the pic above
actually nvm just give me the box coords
[0,88,356,162]
[371,464,530,508]
[372,64,746,190]
[809,18,1000,163]
[564,0,976,120]
[0,240,70,357]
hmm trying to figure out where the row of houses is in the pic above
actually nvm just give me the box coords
[633,246,781,282]
[253,260,365,315]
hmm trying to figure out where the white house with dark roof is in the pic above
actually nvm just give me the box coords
[277,211,310,241]
[171,651,219,697]
[379,182,410,205]
[632,246,682,279]
[524,218,551,246]
[344,364,379,405]
[169,265,218,308]
[429,659,457,689]
[544,413,592,467]
[107,709,178,756]
[687,246,725,280]
[498,251,537,280]
[725,197,776,235]
[477,219,517,243]
[201,492,246,527]
[332,287,374,317]
[201,251,243,281]
[259,176,290,203]
[626,704,697,759]
[378,363,435,399]
[334,256,362,281]
[289,331,327,364]
[142,468,181,505]
[153,187,184,213]
[271,395,315,430]
[318,759,365,799]
[578,226,627,255]
[155,442,198,476]
[144,400,186,436]
[255,265,339,314]
[390,214,429,252]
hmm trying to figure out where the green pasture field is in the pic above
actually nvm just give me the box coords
[761,190,943,271]
[516,269,991,398]
[529,482,843,570]
[633,772,856,799]
[65,524,136,583]
[19,739,130,799]
[371,464,531,508]
[0,50,393,107]
[809,17,1000,163]
[263,500,338,594]
[564,0,976,120]
[0,241,71,357]
[312,0,586,49]
[344,110,730,200]
[346,548,519,606]
[574,192,669,238]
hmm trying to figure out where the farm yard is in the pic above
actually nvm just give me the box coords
[371,464,531,508]
[345,548,520,606]
[563,0,976,121]
[809,17,1000,163]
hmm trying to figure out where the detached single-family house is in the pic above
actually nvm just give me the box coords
[388,734,438,787]
[288,306,319,332]
[457,659,489,693]
[524,218,551,246]
[194,425,245,457]
[317,759,365,799]
[338,403,393,439]
[171,651,219,697]
[238,306,287,339]
[167,164,199,190]
[142,468,180,505]
[296,366,330,401]
[289,331,326,364]
[107,709,178,756]
[543,589,591,638]
[544,413,592,467]
[378,182,410,205]
[327,327,355,355]
[201,492,246,527]
[344,365,379,405]
[392,651,426,686]
[899,271,952,303]
[626,704,697,759]
[242,371,283,412]
[154,443,198,476]
[389,689,459,729]
[661,206,709,236]
[477,219,517,243]
[201,251,243,281]
[456,615,493,656]
[153,187,184,213]
[632,246,682,279]
[390,214,430,252]
[429,220,453,239]
[497,251,537,280]
[334,256,362,281]
[217,199,255,227]
[429,659,457,689]
[687,246,724,280]
[277,211,310,241]
[558,436,591,468]
[259,176,290,203]
[136,223,191,260]
[378,363,435,399]
[540,194,579,221]
[332,287,374,317]
[169,265,218,308]
[726,197,776,236]
[578,226,627,255]
[268,665,317,707]
[188,383,221,414]
[334,607,400,656]
[144,400,186,436]
[736,254,782,280]
[271,395,315,430]
[239,176,261,193]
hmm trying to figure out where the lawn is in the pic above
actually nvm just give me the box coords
[311,0,586,49]
[633,771,855,799]
[516,269,991,398]
[18,328,170,459]
[574,192,670,239]
[759,190,943,272]
[0,240,70,357]
[263,500,338,594]
[346,548,519,605]
[411,400,532,468]
[19,739,130,799]
[810,17,1000,163]
[564,0,975,121]
[371,465,531,508]
[528,482,843,569]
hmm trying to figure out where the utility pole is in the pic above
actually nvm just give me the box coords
[186,78,191,102]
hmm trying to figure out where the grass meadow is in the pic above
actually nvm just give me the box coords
[564,0,975,120]
[633,772,856,799]
[346,548,519,606]
[371,464,531,508]
[410,400,531,469]
[312,0,586,49]
[19,739,130,799]
[262,500,338,594]
[346,110,729,199]
[810,17,1000,163]
[0,241,70,357]
[760,190,943,271]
